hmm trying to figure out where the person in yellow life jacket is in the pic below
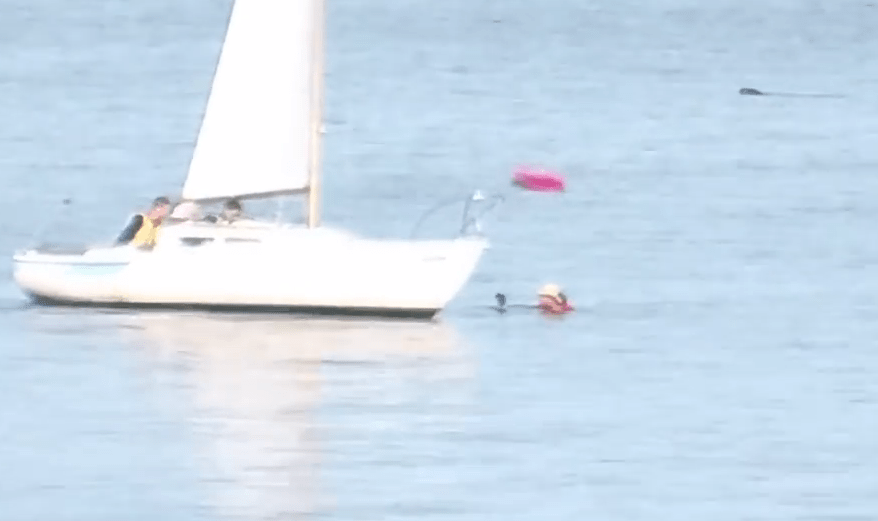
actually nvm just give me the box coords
[116,196,171,248]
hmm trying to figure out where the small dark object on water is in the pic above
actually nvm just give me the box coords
[738,87,843,99]
[494,293,507,313]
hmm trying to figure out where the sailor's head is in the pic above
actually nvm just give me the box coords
[221,198,242,220]
[148,196,171,222]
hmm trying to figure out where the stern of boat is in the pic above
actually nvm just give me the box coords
[12,245,134,303]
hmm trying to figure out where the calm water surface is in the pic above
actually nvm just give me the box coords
[2,0,878,519]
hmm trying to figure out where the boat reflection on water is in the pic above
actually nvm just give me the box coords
[121,312,474,519]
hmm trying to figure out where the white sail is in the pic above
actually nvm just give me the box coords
[182,0,321,202]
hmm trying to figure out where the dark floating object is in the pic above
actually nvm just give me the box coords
[491,293,534,313]
[738,87,844,99]
[493,292,507,313]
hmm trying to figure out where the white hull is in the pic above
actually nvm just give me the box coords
[12,221,488,319]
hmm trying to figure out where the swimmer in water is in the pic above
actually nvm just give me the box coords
[537,283,574,314]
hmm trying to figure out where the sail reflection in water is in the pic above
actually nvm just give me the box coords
[122,313,475,519]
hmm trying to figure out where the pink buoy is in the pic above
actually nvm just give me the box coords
[512,166,566,192]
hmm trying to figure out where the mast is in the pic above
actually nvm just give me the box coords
[306,0,326,228]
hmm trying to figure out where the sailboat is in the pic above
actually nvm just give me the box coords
[11,0,491,319]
